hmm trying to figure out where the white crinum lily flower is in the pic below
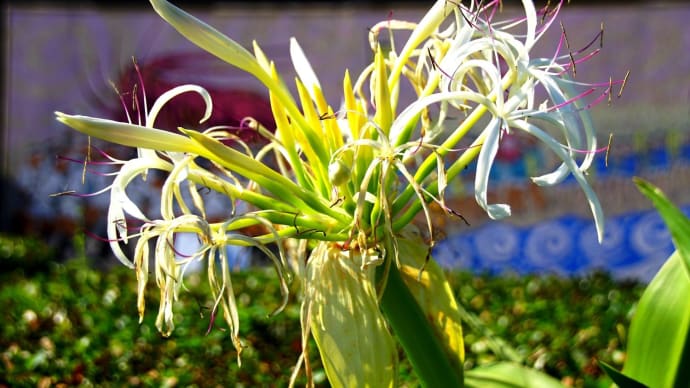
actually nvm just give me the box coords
[386,0,607,241]
[57,0,620,385]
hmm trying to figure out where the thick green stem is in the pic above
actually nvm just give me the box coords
[378,264,464,387]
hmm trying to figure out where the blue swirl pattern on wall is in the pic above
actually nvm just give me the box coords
[433,206,689,281]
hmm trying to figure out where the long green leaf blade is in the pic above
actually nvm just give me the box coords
[622,252,690,387]
[623,178,690,387]
[634,177,690,273]
[149,0,264,79]
[55,113,200,153]
[599,361,648,388]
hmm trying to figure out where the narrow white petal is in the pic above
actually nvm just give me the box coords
[521,0,537,50]
[290,38,321,103]
[474,118,512,219]
[531,163,571,186]
[106,200,133,268]
[512,119,605,242]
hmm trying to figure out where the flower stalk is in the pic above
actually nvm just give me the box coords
[379,259,463,387]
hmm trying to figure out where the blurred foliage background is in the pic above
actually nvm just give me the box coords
[0,233,642,387]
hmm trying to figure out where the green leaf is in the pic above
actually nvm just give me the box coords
[634,177,690,273]
[181,129,348,226]
[598,361,648,388]
[373,47,393,135]
[622,251,690,387]
[147,0,313,163]
[149,0,265,80]
[464,362,564,388]
[623,177,690,387]
[55,113,201,153]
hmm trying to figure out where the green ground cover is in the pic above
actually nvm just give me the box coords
[0,234,642,387]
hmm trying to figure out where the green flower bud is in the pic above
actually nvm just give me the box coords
[328,159,351,187]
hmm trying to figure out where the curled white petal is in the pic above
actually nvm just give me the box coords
[390,90,494,142]
[146,84,213,128]
[531,163,571,186]
[512,119,605,242]
[106,157,172,267]
[474,118,512,220]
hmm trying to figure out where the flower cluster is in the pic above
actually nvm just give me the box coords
[56,0,620,385]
